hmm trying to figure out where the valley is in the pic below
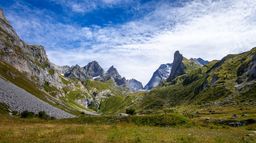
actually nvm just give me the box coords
[0,3,256,143]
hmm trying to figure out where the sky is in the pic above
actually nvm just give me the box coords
[1,0,256,85]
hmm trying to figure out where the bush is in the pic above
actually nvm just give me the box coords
[48,69,55,75]
[126,108,136,115]
[11,111,19,115]
[38,111,50,119]
[130,114,188,126]
[21,111,35,118]
[75,114,188,127]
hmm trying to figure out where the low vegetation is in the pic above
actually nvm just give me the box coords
[20,111,54,120]
[0,114,255,143]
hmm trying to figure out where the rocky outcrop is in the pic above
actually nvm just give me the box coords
[104,66,143,91]
[84,61,104,78]
[64,65,87,80]
[105,66,122,80]
[104,66,126,86]
[127,79,143,91]
[190,58,209,66]
[0,9,63,88]
[52,64,70,75]
[0,78,74,119]
[167,51,185,82]
[64,61,104,80]
[247,54,256,81]
[144,64,172,90]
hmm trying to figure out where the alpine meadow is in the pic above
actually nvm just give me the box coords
[0,0,256,143]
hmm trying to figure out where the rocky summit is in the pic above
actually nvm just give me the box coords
[144,63,172,90]
[167,51,185,82]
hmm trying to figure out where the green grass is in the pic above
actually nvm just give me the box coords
[0,103,9,114]
[99,95,136,114]
[63,113,189,127]
[83,79,126,96]
[60,76,70,85]
[43,82,60,97]
[0,115,255,143]
[61,90,89,112]
[48,69,55,75]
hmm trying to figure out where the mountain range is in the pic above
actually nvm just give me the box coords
[0,8,256,118]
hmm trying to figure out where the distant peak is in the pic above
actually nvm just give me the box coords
[190,58,209,66]
[73,64,80,68]
[107,65,119,74]
[167,50,185,82]
[87,60,99,65]
[174,50,182,58]
[109,65,115,70]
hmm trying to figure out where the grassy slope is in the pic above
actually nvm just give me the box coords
[83,79,126,96]
[139,48,256,113]
[99,95,136,114]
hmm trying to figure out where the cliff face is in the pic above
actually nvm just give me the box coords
[167,51,185,82]
[0,9,63,88]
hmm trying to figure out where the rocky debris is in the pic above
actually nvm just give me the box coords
[127,79,143,91]
[144,64,172,90]
[0,78,74,119]
[217,119,256,127]
[167,51,185,82]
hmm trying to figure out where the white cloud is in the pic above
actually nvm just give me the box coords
[4,0,256,85]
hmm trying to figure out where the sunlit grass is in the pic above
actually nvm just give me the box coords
[0,115,255,143]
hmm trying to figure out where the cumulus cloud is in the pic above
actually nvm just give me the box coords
[3,0,256,85]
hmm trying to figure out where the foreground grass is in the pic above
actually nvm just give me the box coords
[0,116,255,143]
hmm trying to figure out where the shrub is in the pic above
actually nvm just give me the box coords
[130,114,188,126]
[126,108,136,115]
[21,111,35,118]
[38,111,50,119]
[48,69,55,75]
[11,111,19,115]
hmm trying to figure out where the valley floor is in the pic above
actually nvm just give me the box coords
[0,115,255,143]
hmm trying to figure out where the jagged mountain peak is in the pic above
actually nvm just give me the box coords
[144,63,172,90]
[167,50,185,82]
[84,61,104,78]
[86,60,100,67]
[106,65,121,78]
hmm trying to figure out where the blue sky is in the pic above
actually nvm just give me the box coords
[1,0,256,85]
